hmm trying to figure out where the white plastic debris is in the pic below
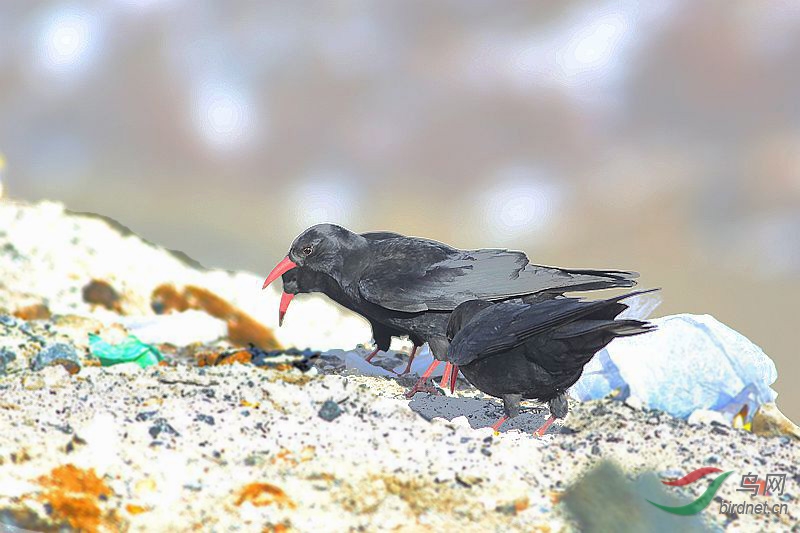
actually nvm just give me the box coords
[570,314,778,421]
[115,310,228,345]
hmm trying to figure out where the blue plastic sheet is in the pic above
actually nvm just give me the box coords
[570,314,777,421]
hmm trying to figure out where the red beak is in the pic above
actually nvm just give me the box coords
[278,292,295,327]
[262,256,297,289]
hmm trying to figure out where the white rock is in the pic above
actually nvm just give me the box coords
[103,362,144,375]
[687,409,729,427]
[41,365,72,388]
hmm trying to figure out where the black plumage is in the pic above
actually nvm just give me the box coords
[263,224,642,393]
[281,265,423,371]
[445,289,657,435]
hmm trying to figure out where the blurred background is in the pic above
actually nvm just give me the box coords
[0,1,798,417]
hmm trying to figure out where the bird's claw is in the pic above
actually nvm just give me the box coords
[404,381,439,399]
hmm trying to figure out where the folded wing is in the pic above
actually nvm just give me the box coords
[358,238,638,313]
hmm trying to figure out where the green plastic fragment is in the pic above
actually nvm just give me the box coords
[88,334,163,368]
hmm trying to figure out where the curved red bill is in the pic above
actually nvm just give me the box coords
[262,256,297,289]
[278,292,295,327]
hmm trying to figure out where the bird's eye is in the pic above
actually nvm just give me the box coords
[302,246,313,256]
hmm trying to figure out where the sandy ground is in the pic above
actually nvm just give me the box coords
[0,200,798,532]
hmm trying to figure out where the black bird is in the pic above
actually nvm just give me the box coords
[445,290,657,436]
[280,265,424,374]
[263,224,641,395]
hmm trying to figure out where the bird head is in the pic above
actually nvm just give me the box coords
[446,299,495,341]
[263,224,365,323]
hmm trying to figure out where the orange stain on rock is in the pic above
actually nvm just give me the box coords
[14,303,52,321]
[37,464,113,533]
[236,483,296,509]
[151,284,281,351]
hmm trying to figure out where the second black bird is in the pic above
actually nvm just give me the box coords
[445,290,657,436]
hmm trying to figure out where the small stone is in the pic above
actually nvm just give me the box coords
[149,418,180,439]
[244,454,264,467]
[31,344,81,375]
[591,445,601,456]
[318,400,342,422]
[480,448,492,457]
[195,414,215,426]
[455,473,482,488]
[560,442,578,452]
[0,347,16,375]
[135,410,159,422]
[495,503,517,515]
[0,315,17,327]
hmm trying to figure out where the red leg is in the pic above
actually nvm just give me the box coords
[533,415,557,437]
[439,363,453,389]
[449,364,459,393]
[404,360,440,398]
[364,347,380,363]
[395,345,419,376]
[492,416,508,432]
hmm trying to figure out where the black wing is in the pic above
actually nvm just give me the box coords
[358,237,638,313]
[448,289,657,366]
[361,231,406,241]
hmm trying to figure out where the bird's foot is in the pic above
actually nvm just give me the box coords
[533,415,557,437]
[436,363,460,394]
[449,364,459,394]
[364,347,381,363]
[393,345,419,376]
[491,416,509,433]
[404,360,440,398]
[439,363,453,389]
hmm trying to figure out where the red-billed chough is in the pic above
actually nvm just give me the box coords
[280,266,424,374]
[263,224,641,395]
[445,289,657,436]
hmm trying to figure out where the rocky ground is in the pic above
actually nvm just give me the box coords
[0,200,798,532]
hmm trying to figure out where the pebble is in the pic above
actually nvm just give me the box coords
[135,410,159,422]
[318,400,343,421]
[195,414,215,426]
[0,315,17,327]
[30,343,81,375]
[0,347,16,375]
[149,418,180,439]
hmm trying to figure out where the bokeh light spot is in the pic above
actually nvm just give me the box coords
[191,81,258,151]
[36,7,100,74]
